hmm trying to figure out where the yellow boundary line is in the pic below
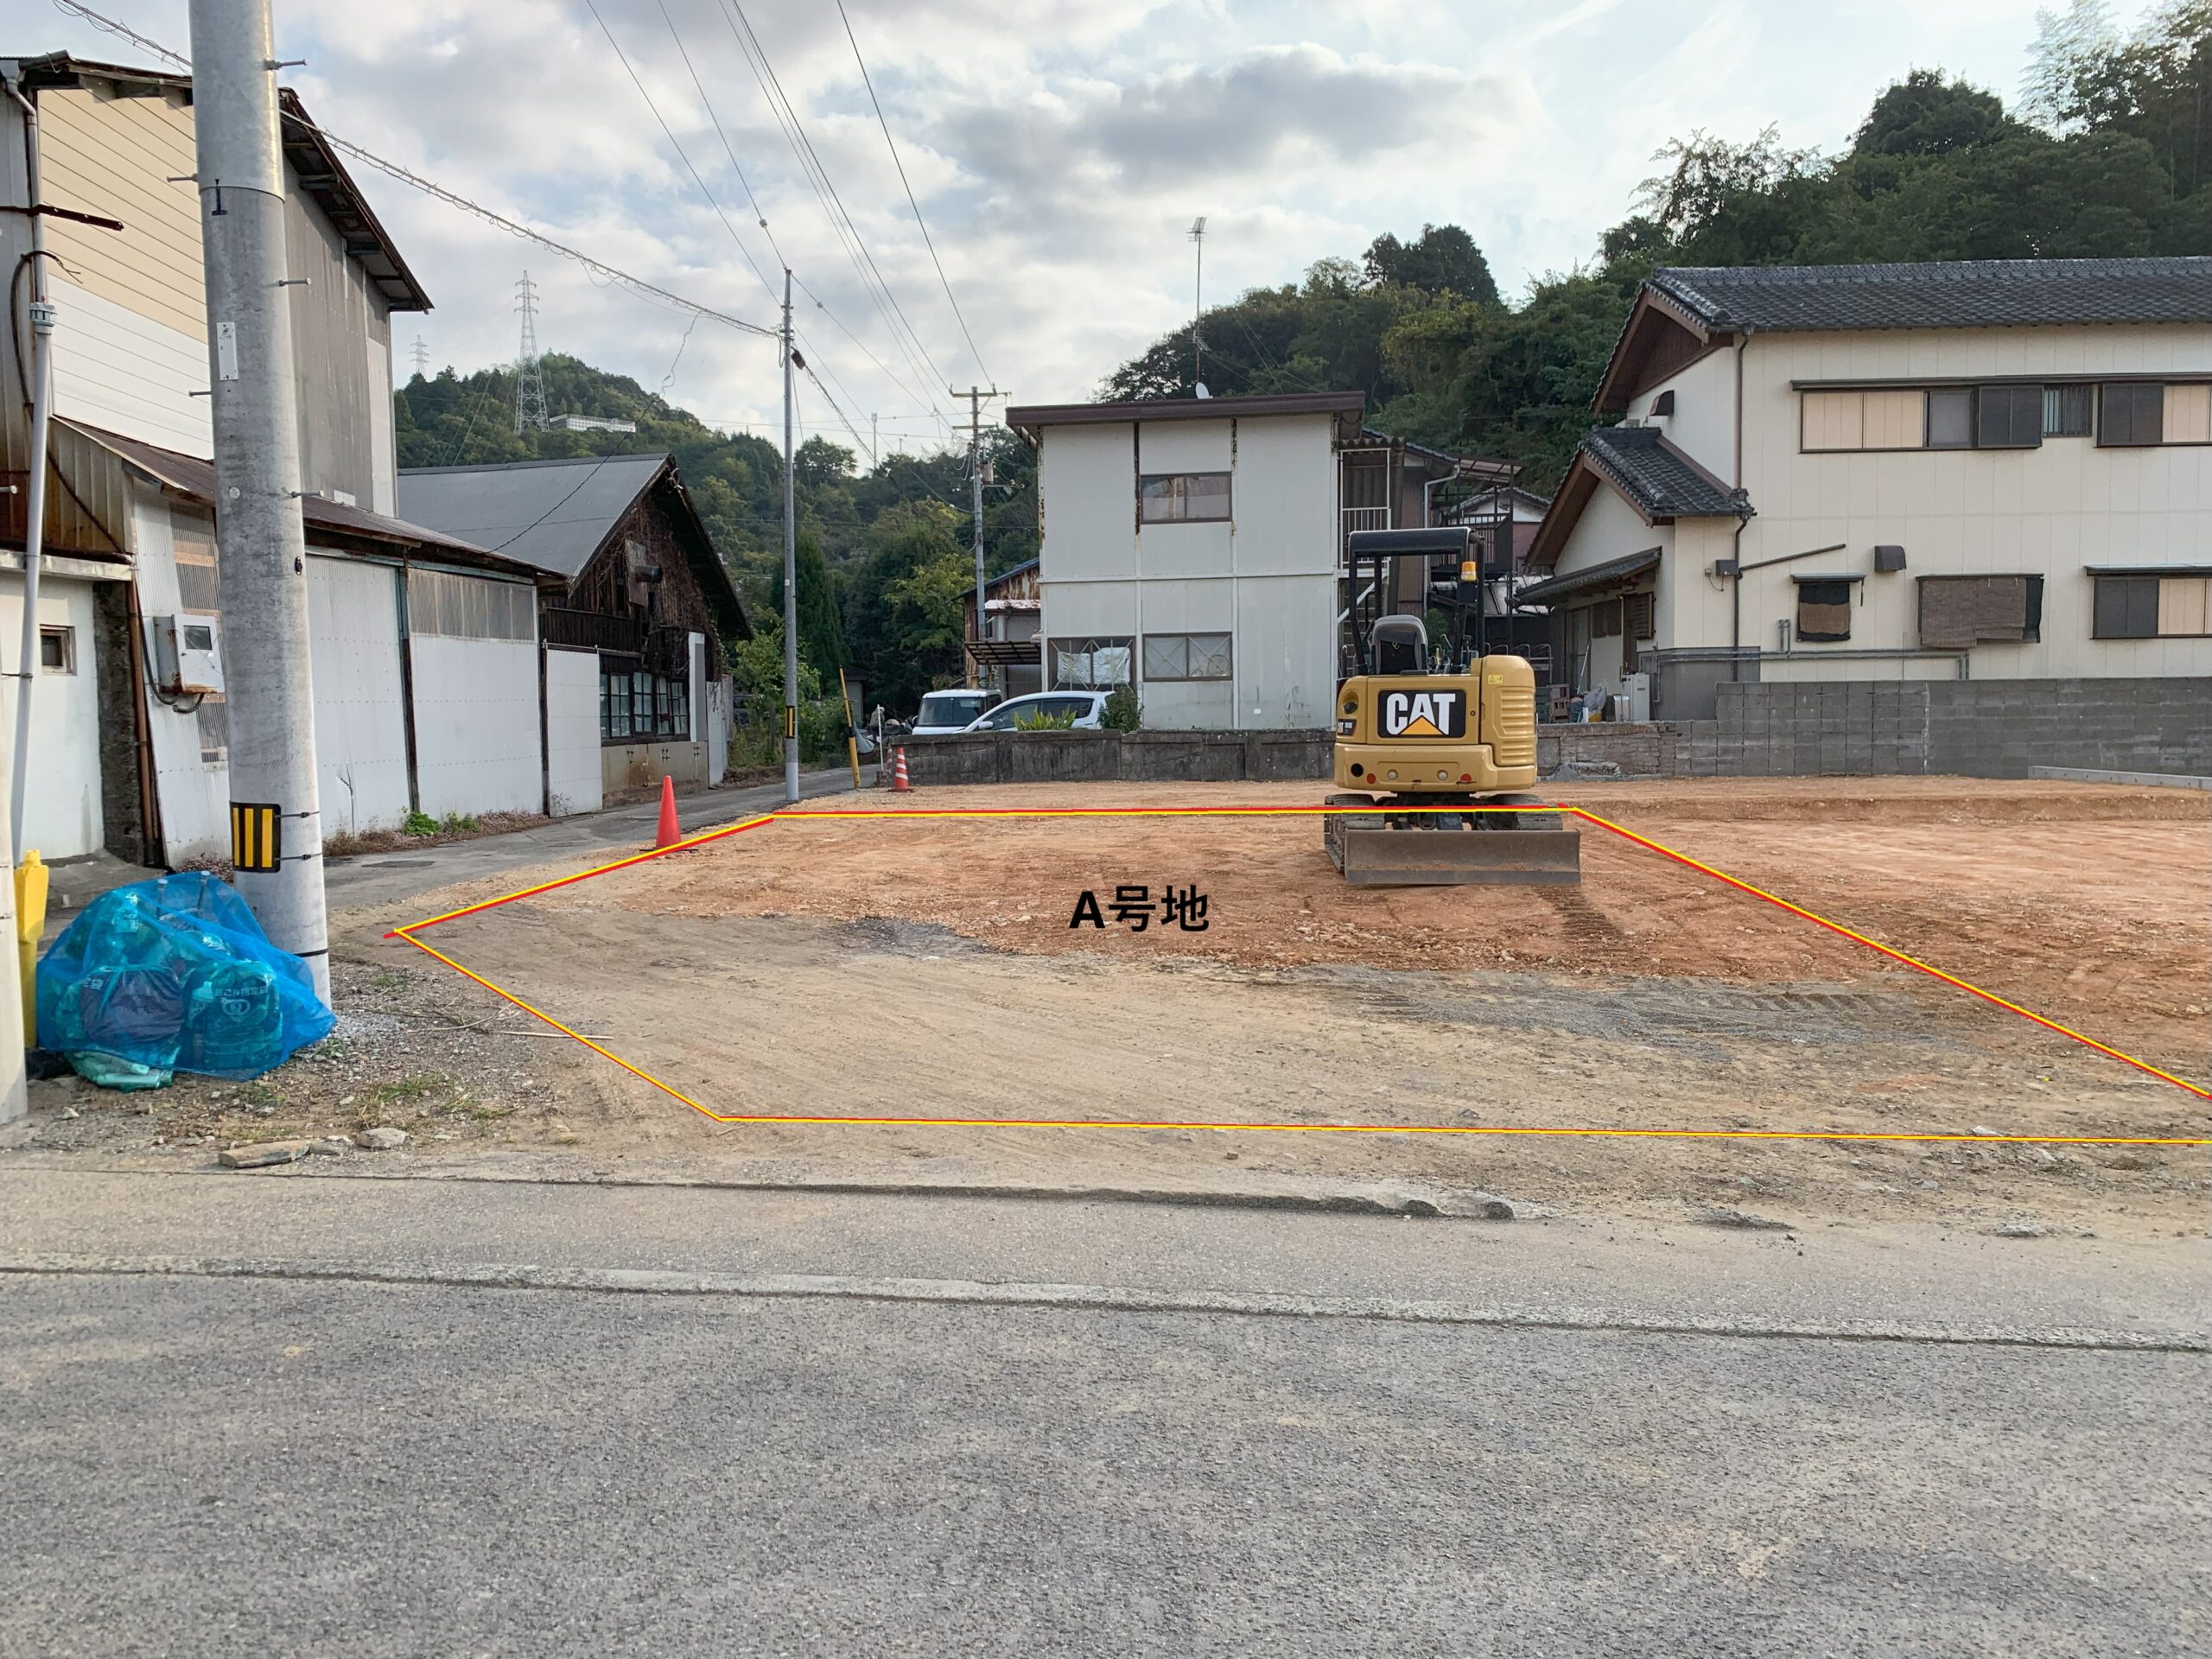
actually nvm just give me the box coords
[385,799,2210,1143]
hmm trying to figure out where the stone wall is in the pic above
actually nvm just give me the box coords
[1537,678,2212,781]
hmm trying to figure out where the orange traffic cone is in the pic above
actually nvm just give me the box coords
[890,747,913,793]
[655,774,681,847]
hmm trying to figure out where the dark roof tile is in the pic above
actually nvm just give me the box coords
[1649,257,2212,333]
[1580,426,1746,519]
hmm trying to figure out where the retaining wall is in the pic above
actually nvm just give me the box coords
[898,728,1332,786]
[1539,677,2212,781]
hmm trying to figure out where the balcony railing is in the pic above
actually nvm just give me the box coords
[1341,505,1389,537]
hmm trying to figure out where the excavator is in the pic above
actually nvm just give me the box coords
[1325,530,1580,887]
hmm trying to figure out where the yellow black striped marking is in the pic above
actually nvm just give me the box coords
[230,802,281,872]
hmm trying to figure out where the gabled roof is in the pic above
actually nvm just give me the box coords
[64,419,547,578]
[1515,548,1661,607]
[1648,257,2212,334]
[397,453,749,639]
[1007,391,1366,446]
[1526,427,1749,569]
[12,54,432,311]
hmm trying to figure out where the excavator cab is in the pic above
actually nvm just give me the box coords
[1370,614,1429,676]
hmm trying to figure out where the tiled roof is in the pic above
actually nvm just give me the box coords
[1649,257,2212,334]
[1580,426,1746,518]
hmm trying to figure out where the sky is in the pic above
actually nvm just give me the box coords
[35,0,2155,457]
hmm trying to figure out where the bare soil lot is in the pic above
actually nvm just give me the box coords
[20,777,2208,1233]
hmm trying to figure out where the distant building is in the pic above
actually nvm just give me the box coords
[1528,257,2212,722]
[963,558,1040,697]
[552,415,639,435]
[398,454,748,810]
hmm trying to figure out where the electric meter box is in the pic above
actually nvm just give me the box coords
[153,612,226,696]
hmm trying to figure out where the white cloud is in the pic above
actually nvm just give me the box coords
[32,0,2157,449]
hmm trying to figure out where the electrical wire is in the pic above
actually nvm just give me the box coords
[50,0,185,67]
[834,0,990,385]
[716,0,951,421]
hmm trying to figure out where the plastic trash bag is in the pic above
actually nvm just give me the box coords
[35,873,334,1085]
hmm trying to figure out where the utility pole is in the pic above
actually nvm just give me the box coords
[869,412,878,470]
[780,270,799,805]
[951,385,1003,690]
[1188,216,1206,392]
[188,0,330,1002]
[513,270,546,433]
[5,67,54,869]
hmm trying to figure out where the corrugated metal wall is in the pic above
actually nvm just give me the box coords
[544,646,602,817]
[407,569,541,817]
[305,555,411,836]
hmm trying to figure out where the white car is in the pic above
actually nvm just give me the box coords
[911,689,1001,734]
[962,690,1110,732]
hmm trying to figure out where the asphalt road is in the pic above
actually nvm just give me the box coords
[1,1172,2204,1656]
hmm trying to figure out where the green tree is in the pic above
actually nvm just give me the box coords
[1361,223,1502,306]
[769,529,847,677]
[1855,69,2010,156]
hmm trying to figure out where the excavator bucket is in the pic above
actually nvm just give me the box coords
[1324,797,1581,887]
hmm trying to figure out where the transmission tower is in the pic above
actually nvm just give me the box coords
[513,270,548,433]
[409,335,429,378]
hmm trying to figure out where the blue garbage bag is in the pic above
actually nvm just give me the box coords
[36,873,334,1084]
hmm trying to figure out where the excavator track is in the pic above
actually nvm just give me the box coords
[1324,792,1581,887]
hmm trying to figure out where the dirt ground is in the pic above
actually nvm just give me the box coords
[17,776,2209,1233]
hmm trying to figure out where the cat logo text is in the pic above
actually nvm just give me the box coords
[1378,690,1465,739]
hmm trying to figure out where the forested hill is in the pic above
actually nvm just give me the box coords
[1107,3,2212,491]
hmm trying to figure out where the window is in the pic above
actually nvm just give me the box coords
[2096,574,2212,639]
[1590,598,1623,639]
[1141,632,1232,681]
[408,569,535,640]
[1048,636,1133,689]
[1918,575,2044,648]
[1802,389,1924,451]
[601,668,632,738]
[2100,383,2164,447]
[2164,383,2212,444]
[1793,578,1856,643]
[2044,384,2093,437]
[1139,472,1230,524]
[1976,385,2044,449]
[1926,388,1974,449]
[38,625,74,673]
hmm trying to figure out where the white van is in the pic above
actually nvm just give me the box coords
[911,689,1001,734]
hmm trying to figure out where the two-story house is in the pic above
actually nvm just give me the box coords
[1003,391,1514,730]
[1,52,556,864]
[1526,258,2212,737]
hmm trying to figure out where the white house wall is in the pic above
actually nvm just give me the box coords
[304,555,410,836]
[1738,325,2212,681]
[1622,346,1738,485]
[544,646,602,817]
[410,631,541,817]
[0,571,105,859]
[47,276,213,455]
[1035,411,1339,729]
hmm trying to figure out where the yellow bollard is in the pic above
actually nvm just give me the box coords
[16,849,46,1044]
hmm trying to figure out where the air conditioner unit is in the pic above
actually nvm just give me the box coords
[153,612,226,696]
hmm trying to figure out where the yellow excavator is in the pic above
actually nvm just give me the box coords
[1325,535,1580,887]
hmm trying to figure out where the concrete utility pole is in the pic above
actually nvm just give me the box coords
[780,270,799,805]
[188,0,331,1004]
[5,68,54,864]
[1188,216,1207,391]
[951,385,1002,690]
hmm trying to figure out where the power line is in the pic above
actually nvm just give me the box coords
[50,0,185,67]
[835,0,990,385]
[717,0,952,423]
[655,0,783,269]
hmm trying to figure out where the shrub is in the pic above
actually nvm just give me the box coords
[1102,683,1141,731]
[1013,706,1079,730]
[402,810,438,837]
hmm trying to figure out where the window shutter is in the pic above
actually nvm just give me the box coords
[2159,576,2212,636]
[1918,575,2034,648]
[1624,592,1656,639]
[2163,385,2211,445]
[1861,390,1924,449]
[2099,384,2163,447]
[1976,385,2043,448]
[1802,391,1863,451]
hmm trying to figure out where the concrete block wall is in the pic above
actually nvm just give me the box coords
[1538,678,2212,781]
[899,728,1333,787]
